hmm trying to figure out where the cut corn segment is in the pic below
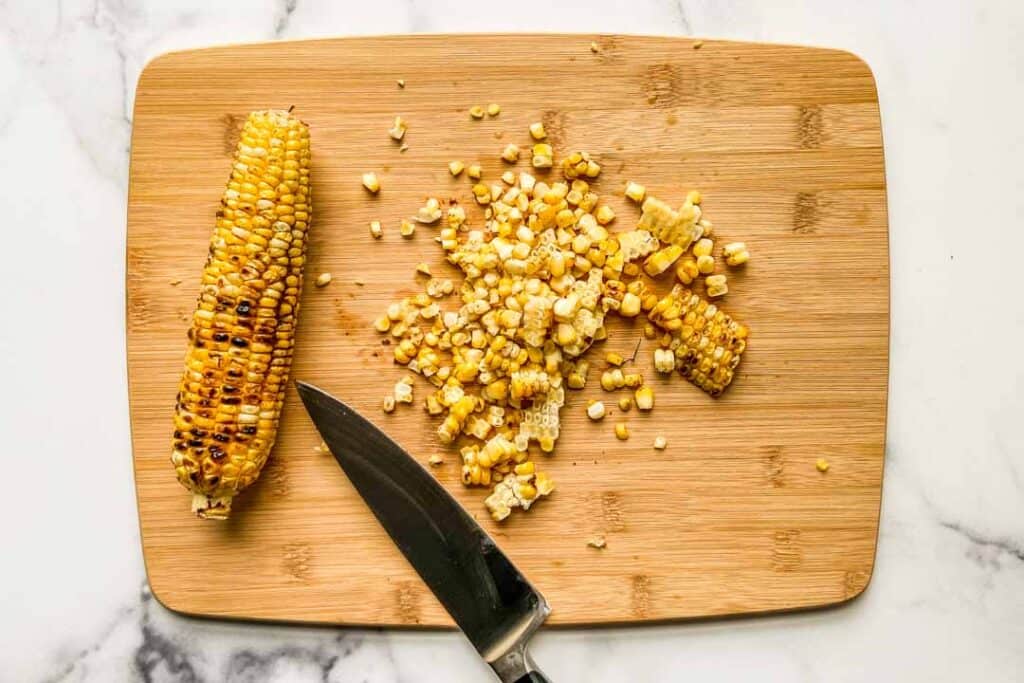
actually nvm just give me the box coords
[173,110,311,520]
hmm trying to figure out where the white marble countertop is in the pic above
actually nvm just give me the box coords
[2,0,1022,681]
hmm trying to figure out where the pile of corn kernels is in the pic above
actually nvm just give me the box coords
[365,115,749,521]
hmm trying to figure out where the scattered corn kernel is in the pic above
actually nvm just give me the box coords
[595,205,616,225]
[816,458,830,473]
[396,79,405,88]
[620,292,642,317]
[449,160,465,176]
[388,116,407,141]
[587,401,606,420]
[400,219,416,238]
[606,351,625,367]
[692,238,714,258]
[532,143,554,169]
[676,257,698,284]
[693,40,703,49]
[696,254,715,275]
[315,272,332,287]
[382,395,396,413]
[623,372,643,388]
[635,386,654,411]
[428,454,444,466]
[653,436,667,450]
[362,172,381,193]
[369,220,383,239]
[487,103,501,117]
[587,535,607,549]
[624,181,646,203]
[502,144,520,163]
[723,242,750,266]
[467,164,482,179]
[644,245,684,276]
[705,273,728,298]
[415,197,443,224]
[614,423,629,440]
[469,105,485,119]
[529,122,547,140]
[589,41,600,53]
[618,396,633,411]
[653,348,674,374]
[415,263,432,277]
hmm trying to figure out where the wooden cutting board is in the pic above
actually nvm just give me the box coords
[127,34,888,626]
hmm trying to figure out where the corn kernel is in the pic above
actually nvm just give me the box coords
[400,219,416,238]
[587,401,606,420]
[388,116,407,141]
[532,143,554,169]
[396,79,406,88]
[624,181,646,203]
[644,323,657,339]
[618,396,632,411]
[487,103,501,117]
[816,458,830,473]
[369,220,383,239]
[635,386,654,411]
[315,272,332,287]
[623,372,643,388]
[469,105,485,119]
[686,189,702,205]
[706,274,728,298]
[653,348,674,374]
[614,423,629,440]
[696,254,715,274]
[529,122,547,140]
[693,238,714,258]
[676,257,698,284]
[415,263,432,277]
[501,171,516,185]
[467,164,483,180]
[502,144,520,163]
[606,351,625,367]
[362,172,380,193]
[653,436,667,450]
[723,242,750,266]
[595,205,615,225]
[619,292,642,317]
[382,395,396,413]
[449,160,465,176]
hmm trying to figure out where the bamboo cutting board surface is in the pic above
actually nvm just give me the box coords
[127,34,888,626]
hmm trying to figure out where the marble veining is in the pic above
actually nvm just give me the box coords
[2,0,1023,681]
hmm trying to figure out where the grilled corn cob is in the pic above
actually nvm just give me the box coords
[171,109,311,519]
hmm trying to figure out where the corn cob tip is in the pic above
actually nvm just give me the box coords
[192,494,233,520]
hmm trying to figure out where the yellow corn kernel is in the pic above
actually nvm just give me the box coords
[635,385,654,411]
[449,160,465,176]
[606,351,625,367]
[723,242,750,266]
[400,218,416,238]
[314,272,332,288]
[705,273,728,298]
[362,172,380,193]
[699,218,713,237]
[816,458,830,473]
[388,116,407,141]
[653,348,674,374]
[502,144,520,163]
[653,436,667,450]
[686,189,702,205]
[692,238,714,258]
[502,171,516,185]
[623,372,643,388]
[594,205,616,225]
[532,143,554,169]
[619,292,642,317]
[374,315,391,333]
[486,103,501,117]
[696,254,715,274]
[676,257,698,284]
[614,423,630,440]
[382,395,396,413]
[469,105,485,119]
[369,220,383,239]
[467,164,483,180]
[624,181,646,203]
[618,396,632,412]
[644,245,684,277]
[623,263,641,277]
[415,263,432,277]
[528,121,548,140]
[587,400,606,420]
[514,461,535,476]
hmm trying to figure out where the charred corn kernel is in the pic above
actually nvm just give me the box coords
[723,242,749,266]
[624,181,646,203]
[614,423,629,440]
[676,257,698,284]
[400,218,416,238]
[635,385,654,410]
[467,164,483,180]
[362,172,380,193]
[696,254,715,274]
[606,351,625,366]
[469,105,485,119]
[532,143,554,169]
[623,372,643,388]
[369,220,383,239]
[449,160,465,176]
[587,400,606,420]
[315,272,332,287]
[816,458,830,473]
[692,238,714,258]
[382,395,396,413]
[706,273,728,298]
[618,396,633,411]
[595,205,616,225]
[173,109,311,520]
[388,116,407,141]
[529,121,547,140]
[653,348,674,374]
[415,263,432,277]
[502,144,520,163]
[653,436,667,450]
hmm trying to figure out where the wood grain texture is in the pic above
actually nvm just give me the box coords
[126,34,888,627]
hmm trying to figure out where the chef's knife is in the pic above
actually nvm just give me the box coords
[296,381,551,683]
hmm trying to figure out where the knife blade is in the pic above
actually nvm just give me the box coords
[296,381,551,683]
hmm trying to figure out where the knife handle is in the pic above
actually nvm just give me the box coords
[513,673,549,683]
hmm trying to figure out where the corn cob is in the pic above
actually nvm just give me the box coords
[171,109,311,519]
[648,285,747,396]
